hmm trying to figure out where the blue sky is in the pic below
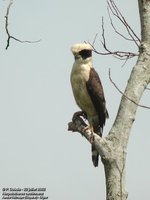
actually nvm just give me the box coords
[0,0,149,200]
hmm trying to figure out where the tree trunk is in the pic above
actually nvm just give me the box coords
[68,0,150,199]
[103,1,150,199]
[103,157,127,200]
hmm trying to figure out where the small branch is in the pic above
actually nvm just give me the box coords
[101,17,138,59]
[90,0,139,63]
[107,0,140,46]
[107,5,138,42]
[109,68,150,109]
[5,0,41,50]
[146,87,150,91]
[89,17,138,60]
[92,33,98,46]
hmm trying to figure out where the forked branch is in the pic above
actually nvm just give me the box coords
[5,0,41,50]
[91,0,139,61]
[107,0,140,46]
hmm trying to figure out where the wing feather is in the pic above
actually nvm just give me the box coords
[86,68,108,131]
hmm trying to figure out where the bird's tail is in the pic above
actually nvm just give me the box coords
[91,144,99,167]
[91,127,102,167]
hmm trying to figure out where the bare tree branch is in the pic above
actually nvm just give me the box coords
[89,0,140,62]
[89,18,138,60]
[107,0,141,46]
[146,87,150,91]
[109,68,150,109]
[107,5,138,42]
[101,17,139,59]
[5,0,41,50]
[92,33,98,46]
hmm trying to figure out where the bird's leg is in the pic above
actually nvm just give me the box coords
[82,125,94,144]
[89,126,94,144]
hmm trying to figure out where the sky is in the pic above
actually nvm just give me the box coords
[0,0,150,200]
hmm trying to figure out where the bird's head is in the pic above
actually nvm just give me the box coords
[71,43,93,64]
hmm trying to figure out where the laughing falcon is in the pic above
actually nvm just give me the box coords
[70,43,109,167]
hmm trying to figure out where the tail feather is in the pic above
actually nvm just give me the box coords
[91,145,99,167]
[91,125,102,167]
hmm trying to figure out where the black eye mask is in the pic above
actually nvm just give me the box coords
[79,49,92,59]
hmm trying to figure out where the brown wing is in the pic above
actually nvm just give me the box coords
[86,68,108,131]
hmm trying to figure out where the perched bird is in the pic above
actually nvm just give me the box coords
[70,43,109,167]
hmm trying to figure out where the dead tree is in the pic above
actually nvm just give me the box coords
[68,0,150,199]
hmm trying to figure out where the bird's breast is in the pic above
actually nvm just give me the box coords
[71,64,96,116]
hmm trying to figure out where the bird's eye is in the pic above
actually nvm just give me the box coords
[74,54,80,60]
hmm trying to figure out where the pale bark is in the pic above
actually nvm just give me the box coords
[68,0,150,199]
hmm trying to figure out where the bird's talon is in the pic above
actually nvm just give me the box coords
[72,111,87,122]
